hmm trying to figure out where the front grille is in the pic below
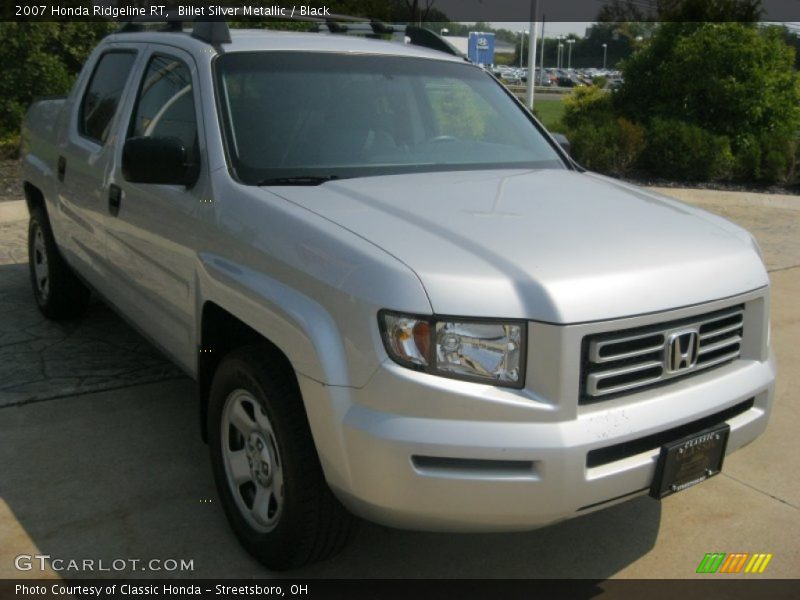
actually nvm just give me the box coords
[582,304,745,401]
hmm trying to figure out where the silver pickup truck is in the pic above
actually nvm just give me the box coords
[21,22,775,569]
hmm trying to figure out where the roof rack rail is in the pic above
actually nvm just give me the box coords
[115,20,179,34]
[115,15,463,58]
[305,16,463,58]
[115,18,231,45]
[191,21,232,44]
[404,26,462,57]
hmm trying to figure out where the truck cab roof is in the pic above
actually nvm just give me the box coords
[105,27,467,63]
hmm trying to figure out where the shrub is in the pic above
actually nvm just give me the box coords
[568,117,646,176]
[643,118,734,181]
[758,132,797,182]
[615,117,648,172]
[732,134,761,180]
[0,133,20,160]
[0,23,115,139]
[617,24,800,138]
[561,84,614,131]
[0,24,71,139]
[616,22,800,183]
[732,131,797,182]
[568,120,618,173]
[561,85,646,175]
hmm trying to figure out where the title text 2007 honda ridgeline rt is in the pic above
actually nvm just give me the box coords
[21,21,774,569]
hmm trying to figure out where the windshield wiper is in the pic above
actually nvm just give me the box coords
[257,175,342,186]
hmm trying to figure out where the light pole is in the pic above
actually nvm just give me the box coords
[602,43,607,69]
[553,35,557,69]
[524,0,538,111]
[519,29,529,68]
[539,17,546,85]
[556,35,564,69]
[440,28,448,36]
[566,38,575,70]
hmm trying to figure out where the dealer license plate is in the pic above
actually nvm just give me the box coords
[650,423,730,499]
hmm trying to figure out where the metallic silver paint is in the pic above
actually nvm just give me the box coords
[273,169,769,323]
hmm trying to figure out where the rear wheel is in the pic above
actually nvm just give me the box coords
[208,346,357,570]
[28,207,90,319]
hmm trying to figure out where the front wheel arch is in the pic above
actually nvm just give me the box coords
[198,301,297,442]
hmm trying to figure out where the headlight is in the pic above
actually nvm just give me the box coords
[379,311,525,388]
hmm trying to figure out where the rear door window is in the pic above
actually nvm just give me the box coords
[79,51,137,144]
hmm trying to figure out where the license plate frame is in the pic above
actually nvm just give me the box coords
[650,423,730,499]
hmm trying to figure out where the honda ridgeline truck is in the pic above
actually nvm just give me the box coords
[21,22,775,569]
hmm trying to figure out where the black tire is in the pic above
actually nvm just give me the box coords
[28,207,91,320]
[208,345,357,570]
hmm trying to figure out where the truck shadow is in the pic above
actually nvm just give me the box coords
[0,258,660,580]
[309,497,660,578]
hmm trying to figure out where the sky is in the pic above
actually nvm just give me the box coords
[489,22,595,37]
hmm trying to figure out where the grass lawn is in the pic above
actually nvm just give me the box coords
[533,97,566,131]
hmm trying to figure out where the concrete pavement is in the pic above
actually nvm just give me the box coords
[0,189,798,578]
[0,201,182,407]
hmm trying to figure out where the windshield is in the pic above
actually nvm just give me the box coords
[214,52,565,184]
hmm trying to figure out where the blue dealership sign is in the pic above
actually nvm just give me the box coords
[468,32,495,66]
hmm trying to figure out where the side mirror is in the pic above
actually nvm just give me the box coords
[122,136,197,186]
[552,133,571,155]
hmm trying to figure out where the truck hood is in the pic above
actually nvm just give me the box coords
[270,169,768,323]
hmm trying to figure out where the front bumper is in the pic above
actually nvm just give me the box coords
[298,290,775,531]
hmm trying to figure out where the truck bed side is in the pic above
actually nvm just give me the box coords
[21,96,69,219]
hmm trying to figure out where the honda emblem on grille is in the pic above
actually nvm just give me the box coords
[666,329,700,373]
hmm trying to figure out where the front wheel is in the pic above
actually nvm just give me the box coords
[208,346,357,570]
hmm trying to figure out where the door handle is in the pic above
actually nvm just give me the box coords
[108,184,122,217]
[57,156,66,182]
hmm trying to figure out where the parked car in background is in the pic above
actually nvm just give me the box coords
[607,77,624,90]
[500,69,523,84]
[556,70,582,87]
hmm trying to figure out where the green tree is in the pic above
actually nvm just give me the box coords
[0,23,115,142]
[616,22,800,180]
[598,0,762,22]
